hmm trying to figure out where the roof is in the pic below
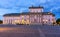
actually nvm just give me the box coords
[3,13,20,16]
[3,12,55,17]
[42,12,55,16]
[29,6,43,9]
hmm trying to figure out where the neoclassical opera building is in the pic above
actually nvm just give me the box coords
[3,6,56,25]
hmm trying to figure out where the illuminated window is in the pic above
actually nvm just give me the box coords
[14,20,20,24]
[46,20,48,21]
[22,16,24,18]
[43,20,45,21]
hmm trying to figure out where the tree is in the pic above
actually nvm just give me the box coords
[56,18,60,25]
[0,20,3,24]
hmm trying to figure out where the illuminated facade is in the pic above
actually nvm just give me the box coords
[3,6,56,25]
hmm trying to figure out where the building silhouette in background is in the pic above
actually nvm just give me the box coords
[3,6,56,25]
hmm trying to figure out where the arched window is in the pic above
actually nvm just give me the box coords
[34,19,37,23]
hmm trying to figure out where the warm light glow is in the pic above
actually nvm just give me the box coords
[14,20,20,24]
[0,28,14,32]
[43,20,48,21]
[26,20,30,24]
[22,16,24,18]
[59,22,60,24]
[43,20,45,21]
[46,20,48,21]
[21,19,25,24]
[51,21,53,23]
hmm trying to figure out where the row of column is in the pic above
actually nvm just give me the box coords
[29,15,42,24]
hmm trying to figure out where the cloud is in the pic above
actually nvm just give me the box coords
[0,0,60,19]
[0,0,17,9]
[19,8,28,12]
[37,0,47,3]
[0,8,19,15]
[50,6,60,12]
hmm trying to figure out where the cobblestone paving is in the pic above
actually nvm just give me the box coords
[0,28,40,37]
[0,25,60,37]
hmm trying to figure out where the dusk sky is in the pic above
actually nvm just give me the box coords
[0,0,60,20]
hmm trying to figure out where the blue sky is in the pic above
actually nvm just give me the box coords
[0,0,60,20]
